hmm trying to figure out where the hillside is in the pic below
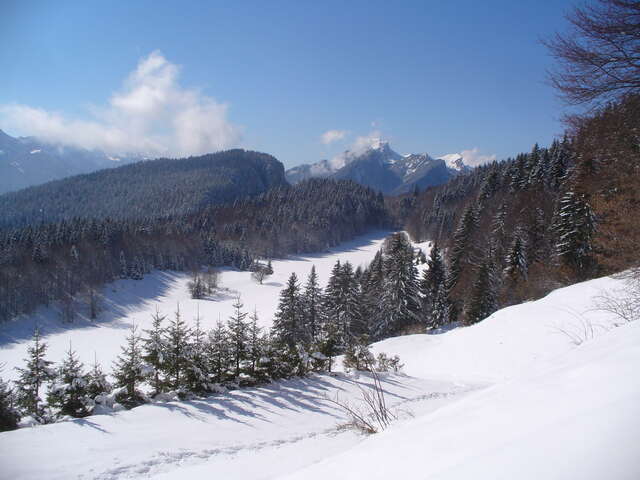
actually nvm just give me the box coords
[0,149,287,229]
[1,242,637,479]
[0,178,387,322]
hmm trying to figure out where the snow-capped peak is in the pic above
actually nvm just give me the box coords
[438,153,466,172]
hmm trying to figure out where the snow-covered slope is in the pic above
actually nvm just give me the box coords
[1,232,638,479]
[0,231,398,382]
[286,319,640,480]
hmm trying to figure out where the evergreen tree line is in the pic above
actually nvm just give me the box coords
[402,124,627,325]
[0,149,287,230]
[269,232,450,363]
[0,179,387,323]
[0,296,325,431]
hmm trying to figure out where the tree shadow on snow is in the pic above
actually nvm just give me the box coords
[0,271,180,346]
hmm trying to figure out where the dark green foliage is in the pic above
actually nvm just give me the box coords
[46,345,91,418]
[553,191,596,276]
[376,233,420,337]
[112,325,146,408]
[0,178,386,323]
[14,329,55,419]
[227,297,249,379]
[272,273,303,348]
[0,372,19,431]
[302,266,322,343]
[85,358,112,399]
[466,253,499,325]
[163,307,192,392]
[0,149,287,229]
[420,243,449,329]
[142,309,167,396]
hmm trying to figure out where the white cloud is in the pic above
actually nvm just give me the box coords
[0,51,241,157]
[443,147,496,167]
[330,130,386,169]
[320,129,348,145]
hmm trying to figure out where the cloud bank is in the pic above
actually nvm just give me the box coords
[0,51,241,157]
[320,129,348,145]
[443,147,496,167]
[330,130,385,169]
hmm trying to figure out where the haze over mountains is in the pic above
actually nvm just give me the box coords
[286,139,470,194]
[0,129,142,194]
[1,127,471,199]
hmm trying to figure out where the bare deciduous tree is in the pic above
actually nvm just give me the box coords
[544,0,640,107]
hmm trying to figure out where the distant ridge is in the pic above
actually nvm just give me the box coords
[0,149,286,229]
[286,140,470,194]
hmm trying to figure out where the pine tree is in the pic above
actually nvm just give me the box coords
[419,243,447,328]
[376,233,420,337]
[340,261,363,343]
[552,190,596,275]
[301,266,323,343]
[448,205,478,289]
[142,308,167,396]
[272,273,303,348]
[466,253,498,325]
[47,344,91,418]
[0,369,19,431]
[503,227,529,283]
[85,356,111,399]
[14,328,55,419]
[185,311,208,394]
[322,261,344,346]
[206,319,230,384]
[112,324,146,408]
[246,309,266,381]
[227,296,249,379]
[163,306,192,392]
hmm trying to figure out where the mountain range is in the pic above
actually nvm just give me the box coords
[0,129,145,194]
[285,139,470,194]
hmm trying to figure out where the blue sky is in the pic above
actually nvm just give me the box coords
[0,0,576,168]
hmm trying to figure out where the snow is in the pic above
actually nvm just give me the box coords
[438,153,465,171]
[0,230,398,382]
[1,231,638,479]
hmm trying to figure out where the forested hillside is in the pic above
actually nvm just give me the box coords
[0,149,286,229]
[400,93,639,326]
[0,179,386,322]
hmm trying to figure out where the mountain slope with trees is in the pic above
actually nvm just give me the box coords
[0,149,287,229]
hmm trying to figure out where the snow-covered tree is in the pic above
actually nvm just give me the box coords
[47,344,91,418]
[466,253,499,325]
[185,312,209,394]
[163,306,192,392]
[272,273,303,348]
[503,227,529,283]
[206,319,230,384]
[448,205,478,289]
[553,190,596,275]
[227,296,249,379]
[0,368,19,431]
[112,324,146,408]
[420,243,448,329]
[142,308,167,396]
[376,233,420,337]
[14,328,55,419]
[301,265,323,343]
[85,356,112,400]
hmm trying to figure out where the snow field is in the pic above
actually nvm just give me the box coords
[0,230,402,382]
[0,230,638,479]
